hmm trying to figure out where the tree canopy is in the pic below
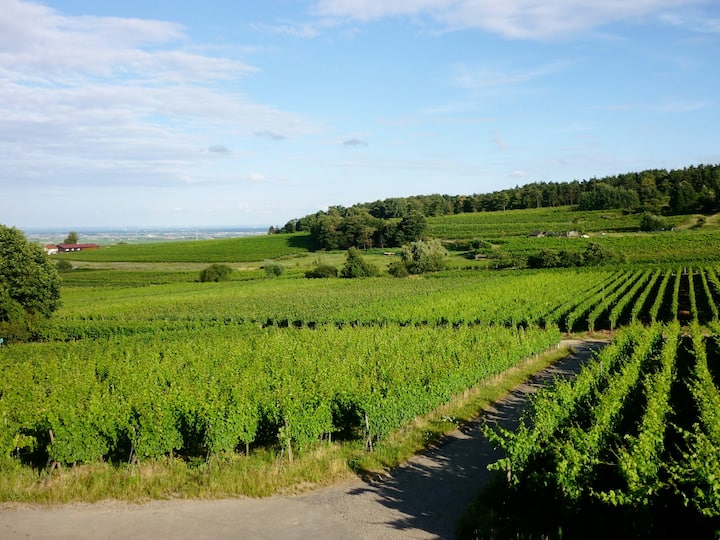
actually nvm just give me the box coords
[63,231,79,244]
[0,225,61,341]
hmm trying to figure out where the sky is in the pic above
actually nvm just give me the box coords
[1,0,719,229]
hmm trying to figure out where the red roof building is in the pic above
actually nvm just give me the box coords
[55,243,100,252]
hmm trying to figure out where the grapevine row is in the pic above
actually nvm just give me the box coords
[481,322,720,537]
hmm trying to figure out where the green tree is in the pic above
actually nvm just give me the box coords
[63,231,79,244]
[393,210,427,245]
[0,225,61,341]
[340,247,378,278]
[670,181,698,213]
[400,238,448,274]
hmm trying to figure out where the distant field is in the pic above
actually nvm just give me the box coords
[426,206,691,239]
[496,230,720,264]
[55,232,312,263]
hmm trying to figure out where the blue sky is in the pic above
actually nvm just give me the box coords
[1,0,719,228]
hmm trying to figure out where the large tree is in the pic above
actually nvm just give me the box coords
[0,225,61,341]
[63,231,79,244]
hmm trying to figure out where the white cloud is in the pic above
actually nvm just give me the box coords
[312,0,711,39]
[0,0,319,191]
[243,173,267,183]
[493,133,509,149]
[658,10,720,33]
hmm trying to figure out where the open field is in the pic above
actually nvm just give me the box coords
[3,206,720,537]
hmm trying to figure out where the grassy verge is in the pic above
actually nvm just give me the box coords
[0,345,572,505]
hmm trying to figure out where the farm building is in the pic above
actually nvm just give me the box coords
[53,243,100,253]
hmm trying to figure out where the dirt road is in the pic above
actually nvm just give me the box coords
[0,339,607,540]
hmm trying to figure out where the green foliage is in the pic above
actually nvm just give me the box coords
[63,231,79,245]
[340,247,378,278]
[305,263,338,279]
[262,261,285,277]
[387,259,409,277]
[400,238,448,274]
[55,259,73,272]
[640,212,669,231]
[0,225,61,342]
[0,323,560,467]
[481,323,720,537]
[306,208,428,251]
[583,241,620,265]
[199,264,233,282]
[394,210,427,244]
[527,241,621,268]
[578,182,640,211]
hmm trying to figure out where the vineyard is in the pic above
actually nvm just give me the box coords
[2,265,719,470]
[0,324,560,469]
[54,232,312,263]
[3,211,720,538]
[48,266,720,341]
[470,321,720,538]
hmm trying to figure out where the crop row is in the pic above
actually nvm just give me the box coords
[51,270,612,340]
[482,322,720,538]
[547,266,720,332]
[0,324,561,468]
[44,266,720,343]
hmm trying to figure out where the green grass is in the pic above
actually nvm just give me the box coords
[56,232,313,263]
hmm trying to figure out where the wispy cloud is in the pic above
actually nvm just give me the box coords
[251,20,329,39]
[312,0,712,39]
[453,61,570,89]
[599,99,711,113]
[255,130,287,141]
[208,145,231,154]
[242,173,267,183]
[343,138,369,146]
[658,10,720,33]
[493,133,509,149]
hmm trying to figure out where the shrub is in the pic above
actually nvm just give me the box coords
[401,238,448,274]
[340,247,379,278]
[56,260,73,272]
[527,242,621,269]
[263,261,285,277]
[388,259,409,277]
[640,212,669,232]
[305,264,338,279]
[199,263,233,282]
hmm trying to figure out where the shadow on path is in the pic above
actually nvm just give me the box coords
[306,339,609,540]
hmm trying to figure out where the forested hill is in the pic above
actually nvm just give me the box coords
[273,163,719,250]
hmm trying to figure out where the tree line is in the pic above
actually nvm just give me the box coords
[273,163,720,249]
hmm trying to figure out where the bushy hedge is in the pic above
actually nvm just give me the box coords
[199,264,233,282]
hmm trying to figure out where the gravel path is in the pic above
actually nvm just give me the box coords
[0,339,607,540]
